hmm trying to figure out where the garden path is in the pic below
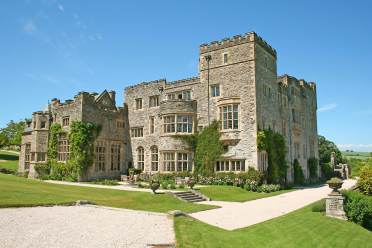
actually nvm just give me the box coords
[190,179,356,230]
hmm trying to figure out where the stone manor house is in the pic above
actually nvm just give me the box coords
[19,32,319,182]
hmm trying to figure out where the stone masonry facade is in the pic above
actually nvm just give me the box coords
[19,32,318,182]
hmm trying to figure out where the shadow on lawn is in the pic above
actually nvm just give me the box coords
[0,153,19,161]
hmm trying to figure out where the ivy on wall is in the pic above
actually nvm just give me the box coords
[307,157,319,179]
[43,121,101,181]
[48,123,63,160]
[293,159,305,184]
[175,120,224,176]
[68,121,101,178]
[257,129,287,184]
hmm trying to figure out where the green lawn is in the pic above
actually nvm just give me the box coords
[0,150,19,172]
[175,202,372,248]
[342,151,371,160]
[198,185,294,202]
[0,173,216,213]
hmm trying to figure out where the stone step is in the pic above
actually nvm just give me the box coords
[172,190,208,203]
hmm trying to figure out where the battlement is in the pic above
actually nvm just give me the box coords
[124,78,166,92]
[278,74,316,91]
[167,76,199,87]
[200,32,277,58]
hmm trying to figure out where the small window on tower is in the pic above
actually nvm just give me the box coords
[211,84,220,97]
[223,53,228,64]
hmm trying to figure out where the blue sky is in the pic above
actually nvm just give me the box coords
[0,0,371,151]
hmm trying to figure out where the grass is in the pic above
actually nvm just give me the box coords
[0,150,19,172]
[342,151,371,160]
[198,185,294,202]
[175,201,372,248]
[347,158,372,177]
[0,173,216,213]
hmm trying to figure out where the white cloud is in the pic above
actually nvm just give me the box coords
[58,4,64,12]
[318,103,338,113]
[23,20,37,34]
[337,144,372,152]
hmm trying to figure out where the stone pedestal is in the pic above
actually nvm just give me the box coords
[326,192,347,220]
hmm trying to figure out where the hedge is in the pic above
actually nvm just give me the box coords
[343,190,372,230]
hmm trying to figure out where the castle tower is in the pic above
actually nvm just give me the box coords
[198,32,278,171]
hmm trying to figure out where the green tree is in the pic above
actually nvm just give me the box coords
[318,135,344,165]
[0,119,28,148]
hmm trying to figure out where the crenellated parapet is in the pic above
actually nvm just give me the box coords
[200,32,277,58]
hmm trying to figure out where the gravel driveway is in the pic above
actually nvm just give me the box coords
[0,205,175,248]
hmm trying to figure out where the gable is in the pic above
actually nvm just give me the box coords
[95,90,116,110]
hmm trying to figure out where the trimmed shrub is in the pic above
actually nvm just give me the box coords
[91,179,119,186]
[34,163,50,178]
[244,184,251,191]
[359,165,372,195]
[343,190,372,230]
[161,181,169,189]
[311,199,326,212]
[293,159,305,185]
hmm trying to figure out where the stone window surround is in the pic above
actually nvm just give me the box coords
[131,127,144,138]
[215,159,246,172]
[149,95,160,108]
[150,145,159,171]
[222,52,229,64]
[137,146,144,170]
[110,143,121,171]
[62,116,70,127]
[217,97,241,132]
[57,135,70,162]
[161,151,193,172]
[210,84,221,97]
[162,113,194,134]
[95,141,106,172]
[24,143,31,169]
[135,98,143,110]
[149,116,155,134]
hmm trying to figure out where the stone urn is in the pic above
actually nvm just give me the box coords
[187,178,196,189]
[327,177,343,193]
[150,181,160,194]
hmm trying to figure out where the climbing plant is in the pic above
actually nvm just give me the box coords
[68,121,101,178]
[307,157,319,179]
[175,120,223,176]
[293,159,305,184]
[257,129,287,184]
[48,123,63,160]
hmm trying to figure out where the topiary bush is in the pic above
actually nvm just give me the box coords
[343,190,372,230]
[293,159,305,185]
[359,165,372,195]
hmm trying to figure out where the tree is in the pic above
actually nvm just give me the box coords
[318,135,344,165]
[0,119,28,148]
[318,135,344,179]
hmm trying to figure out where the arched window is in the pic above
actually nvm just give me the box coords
[151,146,158,171]
[137,147,144,170]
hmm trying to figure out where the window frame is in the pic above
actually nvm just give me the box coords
[220,104,239,130]
[149,95,160,107]
[137,146,144,170]
[210,84,220,97]
[135,98,143,110]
